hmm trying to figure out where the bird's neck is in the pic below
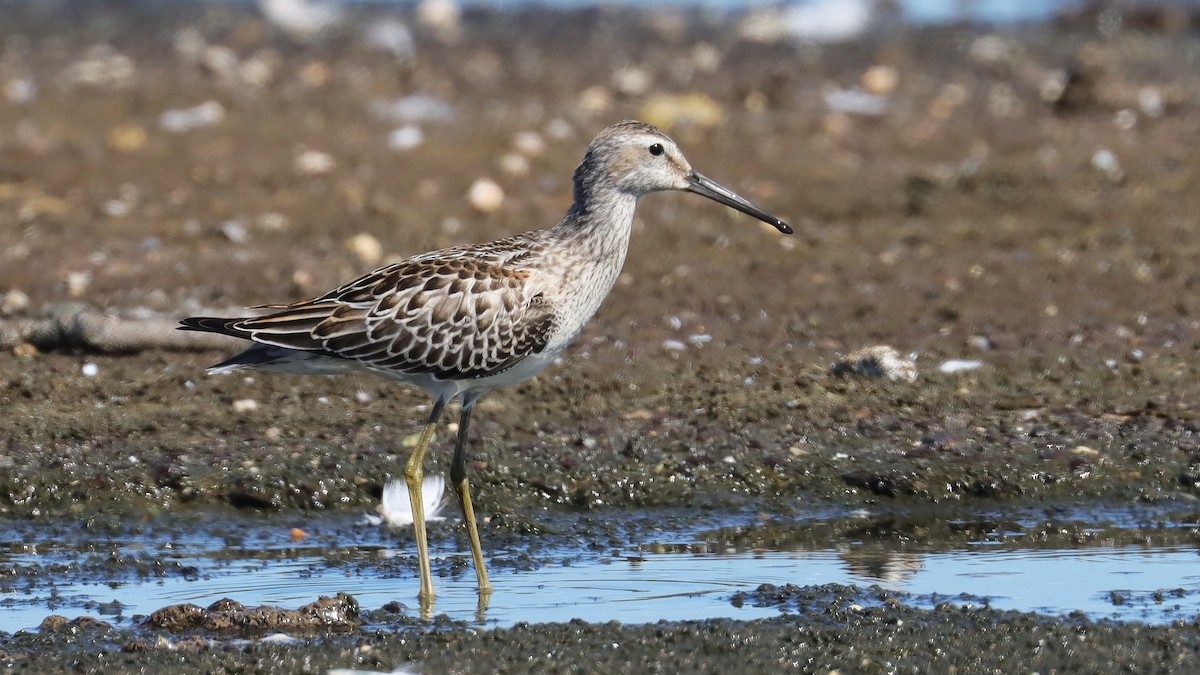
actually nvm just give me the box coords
[554,181,639,263]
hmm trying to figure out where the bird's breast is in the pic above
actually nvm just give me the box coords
[538,249,628,352]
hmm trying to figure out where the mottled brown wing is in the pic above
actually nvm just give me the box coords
[232,258,555,380]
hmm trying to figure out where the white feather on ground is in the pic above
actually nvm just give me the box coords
[362,476,449,527]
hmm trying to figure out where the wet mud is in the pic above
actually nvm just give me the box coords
[2,1,1200,672]
[6,586,1200,673]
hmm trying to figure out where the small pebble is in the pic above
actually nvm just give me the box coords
[66,271,91,298]
[498,153,530,177]
[468,178,504,214]
[239,51,279,89]
[4,78,36,104]
[1,289,30,315]
[103,200,130,217]
[174,28,207,62]
[1138,87,1164,118]
[365,19,416,60]
[345,233,383,266]
[220,221,249,244]
[1113,109,1137,130]
[640,92,724,130]
[512,131,545,157]
[861,65,898,96]
[298,61,330,88]
[294,149,335,175]
[232,399,259,413]
[370,94,455,123]
[292,269,313,291]
[202,45,238,82]
[82,362,99,377]
[691,43,721,73]
[969,35,1011,65]
[417,0,462,42]
[12,343,37,358]
[1039,69,1069,105]
[967,335,993,352]
[258,212,289,231]
[825,88,888,116]
[387,125,424,151]
[261,0,342,39]
[662,339,687,351]
[545,118,573,141]
[612,66,652,96]
[159,100,225,133]
[65,46,136,87]
[1091,149,1123,183]
[579,86,612,114]
[929,83,968,119]
[107,125,147,153]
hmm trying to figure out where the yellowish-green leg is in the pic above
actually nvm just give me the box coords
[451,395,492,595]
[406,399,445,602]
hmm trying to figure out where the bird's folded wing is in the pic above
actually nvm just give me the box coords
[233,258,555,380]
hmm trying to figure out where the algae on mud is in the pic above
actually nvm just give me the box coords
[2,1,1200,672]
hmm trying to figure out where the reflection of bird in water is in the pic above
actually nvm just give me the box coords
[839,544,926,587]
[181,121,791,606]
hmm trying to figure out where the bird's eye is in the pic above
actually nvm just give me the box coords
[648,143,664,156]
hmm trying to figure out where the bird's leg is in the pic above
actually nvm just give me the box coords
[451,394,492,595]
[406,398,446,602]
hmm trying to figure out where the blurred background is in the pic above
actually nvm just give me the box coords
[3,0,1199,357]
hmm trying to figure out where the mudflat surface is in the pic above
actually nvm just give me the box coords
[1,2,1199,672]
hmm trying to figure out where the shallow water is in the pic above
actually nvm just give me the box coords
[2,509,1196,633]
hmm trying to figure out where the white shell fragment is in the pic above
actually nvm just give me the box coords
[386,125,424,151]
[232,399,259,413]
[938,359,984,374]
[160,100,226,133]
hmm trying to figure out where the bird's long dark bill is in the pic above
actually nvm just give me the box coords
[685,172,793,234]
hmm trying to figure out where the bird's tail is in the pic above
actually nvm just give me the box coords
[178,316,253,340]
